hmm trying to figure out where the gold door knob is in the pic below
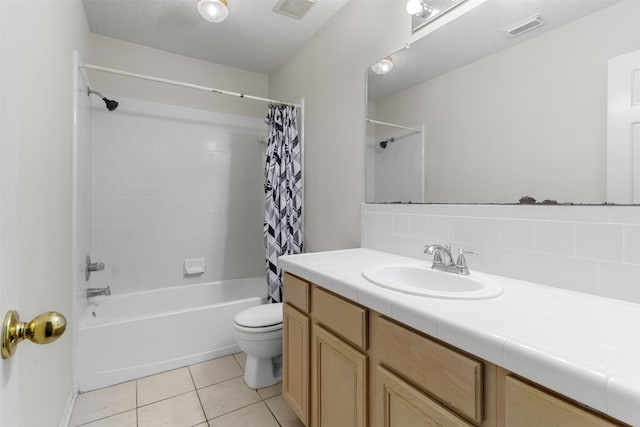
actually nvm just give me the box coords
[1,310,66,359]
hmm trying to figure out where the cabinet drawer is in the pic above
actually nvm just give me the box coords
[374,316,482,424]
[504,375,624,427]
[311,287,367,351]
[284,273,310,313]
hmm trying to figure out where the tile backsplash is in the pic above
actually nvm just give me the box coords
[362,204,640,303]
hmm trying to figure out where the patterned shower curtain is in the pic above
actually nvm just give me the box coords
[264,104,303,303]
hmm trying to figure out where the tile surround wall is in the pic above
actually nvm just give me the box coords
[362,203,640,303]
[91,97,267,294]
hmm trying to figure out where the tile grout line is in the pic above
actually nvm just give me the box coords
[262,397,284,427]
[135,379,139,427]
[74,408,135,427]
[188,364,209,425]
[205,399,271,424]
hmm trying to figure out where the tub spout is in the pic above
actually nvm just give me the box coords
[87,286,111,298]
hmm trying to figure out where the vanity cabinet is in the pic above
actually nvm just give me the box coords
[282,272,626,427]
[283,273,368,427]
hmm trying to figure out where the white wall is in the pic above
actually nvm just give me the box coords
[88,34,269,119]
[269,0,411,251]
[373,1,640,204]
[363,203,640,304]
[5,1,90,425]
[90,98,266,294]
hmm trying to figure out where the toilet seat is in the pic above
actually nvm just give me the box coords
[233,323,282,333]
[234,303,283,333]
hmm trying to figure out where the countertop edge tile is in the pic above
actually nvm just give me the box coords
[606,374,640,426]
[503,339,610,414]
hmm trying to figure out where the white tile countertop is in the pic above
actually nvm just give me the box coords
[278,248,640,426]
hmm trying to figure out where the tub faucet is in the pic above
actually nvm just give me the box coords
[87,286,111,298]
[424,245,477,275]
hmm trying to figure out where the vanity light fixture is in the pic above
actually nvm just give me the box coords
[371,56,394,75]
[407,0,472,33]
[197,0,229,23]
[405,0,439,18]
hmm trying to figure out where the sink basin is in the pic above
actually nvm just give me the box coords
[361,263,503,300]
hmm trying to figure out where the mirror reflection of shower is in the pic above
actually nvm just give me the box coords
[366,118,424,203]
[87,87,119,111]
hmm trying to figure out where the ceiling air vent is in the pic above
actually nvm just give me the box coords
[504,15,545,38]
[273,0,316,19]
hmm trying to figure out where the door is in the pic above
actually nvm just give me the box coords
[607,49,640,203]
[282,303,310,426]
[311,324,367,427]
[0,0,21,424]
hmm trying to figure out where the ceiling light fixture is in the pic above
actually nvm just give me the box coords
[405,0,438,18]
[197,0,229,23]
[371,57,394,75]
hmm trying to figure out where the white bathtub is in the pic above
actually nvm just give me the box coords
[77,276,266,392]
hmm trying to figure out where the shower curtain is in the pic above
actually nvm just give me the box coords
[264,104,303,303]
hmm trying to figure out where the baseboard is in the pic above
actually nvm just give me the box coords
[58,391,75,427]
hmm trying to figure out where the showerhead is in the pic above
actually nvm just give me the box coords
[87,88,119,112]
[104,98,119,111]
[379,137,395,149]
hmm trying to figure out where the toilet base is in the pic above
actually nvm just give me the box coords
[243,353,282,389]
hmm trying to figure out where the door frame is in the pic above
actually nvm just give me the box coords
[607,49,640,204]
[0,1,22,425]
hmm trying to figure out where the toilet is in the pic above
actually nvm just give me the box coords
[232,302,283,389]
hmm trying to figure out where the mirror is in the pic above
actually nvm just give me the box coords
[366,0,640,204]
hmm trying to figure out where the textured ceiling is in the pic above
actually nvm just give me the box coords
[82,0,350,74]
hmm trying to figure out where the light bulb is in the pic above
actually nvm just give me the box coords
[405,0,425,16]
[197,0,229,23]
[371,57,393,75]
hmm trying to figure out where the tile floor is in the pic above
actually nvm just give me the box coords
[70,353,303,427]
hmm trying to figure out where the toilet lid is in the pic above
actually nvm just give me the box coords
[234,303,283,328]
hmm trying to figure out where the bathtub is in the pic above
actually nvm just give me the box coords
[77,276,267,392]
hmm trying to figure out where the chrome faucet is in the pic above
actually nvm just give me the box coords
[424,245,477,275]
[87,286,111,298]
[86,255,105,281]
[424,244,454,267]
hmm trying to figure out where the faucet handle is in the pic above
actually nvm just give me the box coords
[455,248,477,267]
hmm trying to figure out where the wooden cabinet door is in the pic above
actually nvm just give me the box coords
[311,324,367,427]
[376,366,474,427]
[283,303,310,426]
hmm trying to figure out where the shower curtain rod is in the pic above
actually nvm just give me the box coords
[367,118,421,133]
[80,63,302,108]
